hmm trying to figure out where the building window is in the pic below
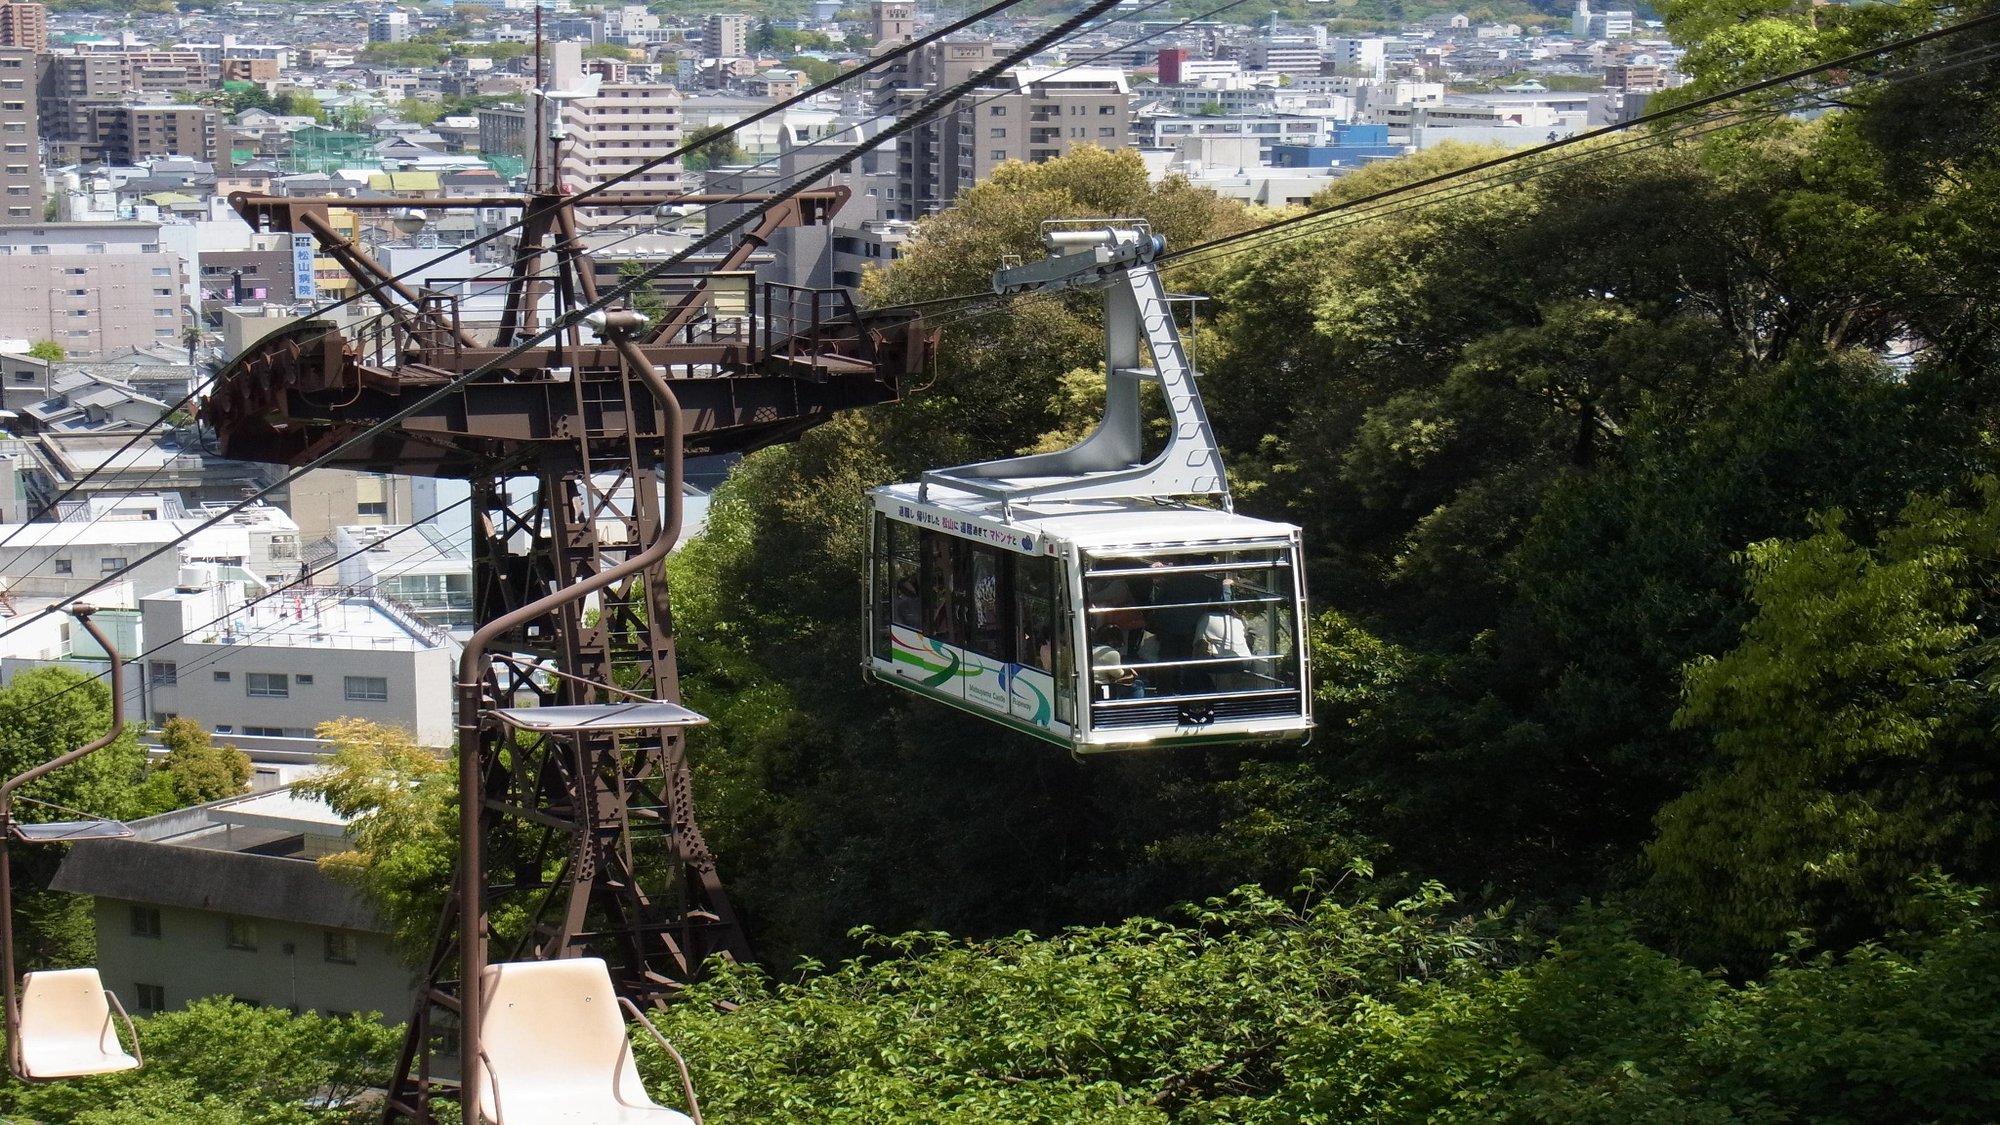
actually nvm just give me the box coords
[246,672,288,699]
[52,559,70,575]
[989,105,1005,116]
[344,676,388,702]
[133,983,165,1013]
[989,149,1007,161]
[1099,104,1118,114]
[224,917,258,951]
[356,501,388,517]
[130,906,161,938]
[213,670,231,682]
[1099,126,1117,136]
[295,674,313,686]
[242,725,287,737]
[100,557,126,574]
[149,661,176,686]
[324,931,357,964]
[989,127,1005,138]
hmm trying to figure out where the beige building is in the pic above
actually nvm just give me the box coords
[705,13,751,60]
[892,58,1131,217]
[553,43,681,222]
[0,47,37,221]
[0,221,187,359]
[84,103,221,164]
[286,469,416,545]
[0,2,46,52]
[52,789,411,1022]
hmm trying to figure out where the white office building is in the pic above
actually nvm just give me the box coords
[138,567,458,747]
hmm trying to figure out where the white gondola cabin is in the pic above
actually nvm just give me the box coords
[867,485,1310,751]
[864,221,1313,752]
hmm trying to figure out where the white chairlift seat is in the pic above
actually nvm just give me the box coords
[15,967,141,1080]
[477,957,697,1125]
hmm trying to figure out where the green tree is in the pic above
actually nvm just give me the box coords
[155,716,252,807]
[680,122,747,173]
[26,339,65,363]
[582,43,636,60]
[0,665,146,970]
[358,41,446,67]
[292,719,455,963]
[396,98,443,126]
[1648,483,2000,959]
[281,92,327,123]
[782,54,844,86]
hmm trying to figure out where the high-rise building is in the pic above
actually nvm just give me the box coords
[870,0,913,45]
[370,11,411,44]
[0,48,35,221]
[891,57,1131,218]
[551,42,681,224]
[0,1,46,52]
[1156,47,1187,86]
[705,13,751,59]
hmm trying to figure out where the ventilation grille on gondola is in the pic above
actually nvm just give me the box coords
[1091,691,1305,730]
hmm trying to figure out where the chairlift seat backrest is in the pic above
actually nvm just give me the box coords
[16,968,140,1079]
[478,957,692,1125]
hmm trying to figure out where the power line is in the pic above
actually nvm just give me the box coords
[0,0,1129,648]
[1158,8,2000,266]
[9,497,474,721]
[873,8,2000,321]
[0,0,1055,574]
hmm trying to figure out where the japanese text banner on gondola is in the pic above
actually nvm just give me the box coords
[887,498,1047,555]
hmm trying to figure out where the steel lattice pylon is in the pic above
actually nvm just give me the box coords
[206,187,933,1122]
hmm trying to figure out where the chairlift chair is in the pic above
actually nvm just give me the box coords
[0,607,142,1081]
[476,957,702,1125]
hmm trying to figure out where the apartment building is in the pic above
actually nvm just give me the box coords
[1134,112,1324,163]
[1240,39,1322,73]
[0,222,188,359]
[705,13,751,59]
[0,503,300,603]
[476,103,526,157]
[892,59,1131,217]
[0,48,36,221]
[369,10,410,43]
[83,104,221,164]
[53,789,410,1022]
[0,1,46,52]
[552,43,681,222]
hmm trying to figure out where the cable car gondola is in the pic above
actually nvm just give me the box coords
[865,222,1312,752]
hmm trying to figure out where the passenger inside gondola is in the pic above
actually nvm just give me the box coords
[1081,550,1300,707]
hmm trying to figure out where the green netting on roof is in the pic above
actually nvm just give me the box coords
[483,155,525,179]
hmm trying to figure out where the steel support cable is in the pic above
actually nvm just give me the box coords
[0,0,1056,561]
[500,0,1201,280]
[8,496,476,718]
[1156,8,2000,268]
[875,19,2000,323]
[0,0,1129,648]
[0,309,400,583]
[1158,40,2000,274]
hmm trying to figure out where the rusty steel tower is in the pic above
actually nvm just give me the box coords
[205,185,931,1120]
